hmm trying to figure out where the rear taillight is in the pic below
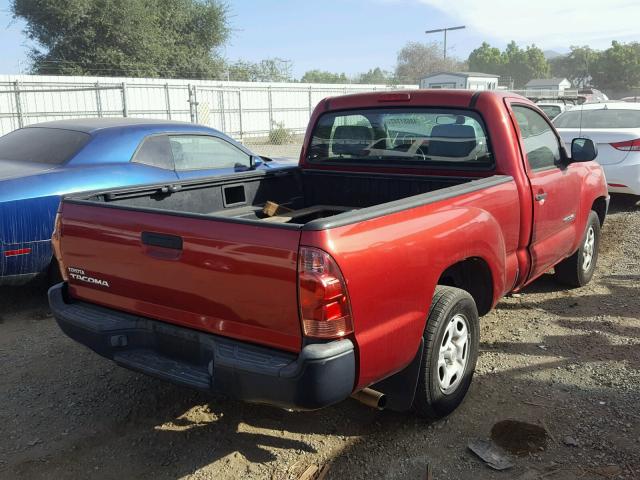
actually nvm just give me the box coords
[298,246,353,339]
[51,212,69,282]
[610,139,640,151]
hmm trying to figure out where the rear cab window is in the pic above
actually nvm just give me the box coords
[0,127,90,165]
[307,108,494,170]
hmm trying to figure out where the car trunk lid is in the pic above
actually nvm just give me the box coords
[59,202,303,352]
[557,128,640,165]
[0,159,57,181]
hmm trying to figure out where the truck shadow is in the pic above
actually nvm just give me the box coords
[6,302,639,480]
[496,274,640,325]
[607,193,639,214]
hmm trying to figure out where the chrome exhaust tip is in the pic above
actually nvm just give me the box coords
[351,387,387,410]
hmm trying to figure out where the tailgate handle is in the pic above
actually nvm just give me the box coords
[141,232,183,250]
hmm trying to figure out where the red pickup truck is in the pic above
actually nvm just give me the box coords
[49,90,608,418]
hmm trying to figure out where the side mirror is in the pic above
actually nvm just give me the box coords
[571,138,598,162]
[250,156,263,168]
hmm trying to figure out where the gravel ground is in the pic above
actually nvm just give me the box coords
[0,194,638,480]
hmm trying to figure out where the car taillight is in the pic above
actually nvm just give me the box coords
[610,139,640,151]
[51,212,69,282]
[298,246,353,339]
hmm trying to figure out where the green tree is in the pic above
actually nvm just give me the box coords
[12,0,229,78]
[300,70,349,84]
[550,46,599,88]
[227,58,292,82]
[356,67,395,84]
[395,41,461,84]
[501,41,550,88]
[468,42,503,75]
[590,41,640,92]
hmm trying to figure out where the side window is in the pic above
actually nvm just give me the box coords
[132,135,174,169]
[169,135,251,171]
[512,105,561,170]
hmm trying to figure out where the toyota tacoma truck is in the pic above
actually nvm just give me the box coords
[49,90,609,418]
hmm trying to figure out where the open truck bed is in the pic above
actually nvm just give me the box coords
[73,167,477,228]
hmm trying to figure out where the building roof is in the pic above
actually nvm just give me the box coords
[525,78,570,87]
[421,71,500,80]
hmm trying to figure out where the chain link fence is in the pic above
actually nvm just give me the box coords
[0,77,415,159]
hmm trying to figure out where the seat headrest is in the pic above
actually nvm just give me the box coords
[429,124,477,158]
[332,126,373,156]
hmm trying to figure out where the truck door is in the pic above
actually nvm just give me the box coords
[509,103,582,281]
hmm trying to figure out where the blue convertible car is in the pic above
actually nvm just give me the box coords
[0,118,288,285]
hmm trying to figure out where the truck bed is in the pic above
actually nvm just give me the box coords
[70,168,480,228]
[59,167,506,353]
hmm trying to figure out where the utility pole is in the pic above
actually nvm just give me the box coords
[425,25,466,59]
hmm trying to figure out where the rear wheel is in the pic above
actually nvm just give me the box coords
[412,286,479,419]
[554,211,600,287]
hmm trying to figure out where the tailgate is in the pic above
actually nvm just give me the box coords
[59,202,303,352]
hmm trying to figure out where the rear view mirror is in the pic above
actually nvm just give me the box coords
[571,138,598,162]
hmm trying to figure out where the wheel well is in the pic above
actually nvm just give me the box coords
[592,197,607,226]
[438,258,493,316]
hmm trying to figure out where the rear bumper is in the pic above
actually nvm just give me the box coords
[603,155,640,195]
[48,283,355,410]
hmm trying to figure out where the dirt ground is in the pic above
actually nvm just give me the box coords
[1,194,639,480]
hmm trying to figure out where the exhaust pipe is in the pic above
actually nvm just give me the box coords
[351,388,387,410]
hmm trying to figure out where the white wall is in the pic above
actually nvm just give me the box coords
[420,74,466,89]
[0,74,418,138]
[467,77,499,90]
[420,74,499,90]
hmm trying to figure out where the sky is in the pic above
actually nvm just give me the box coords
[0,0,638,78]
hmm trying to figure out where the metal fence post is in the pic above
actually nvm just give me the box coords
[13,81,24,128]
[237,90,244,141]
[192,85,199,123]
[187,84,195,123]
[308,86,313,116]
[121,82,129,117]
[164,83,172,120]
[95,82,103,117]
[219,90,226,132]
[267,86,273,128]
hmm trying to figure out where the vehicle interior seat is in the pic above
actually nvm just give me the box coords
[332,126,373,156]
[429,124,477,157]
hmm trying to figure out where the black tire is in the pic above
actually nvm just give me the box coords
[554,211,600,288]
[412,286,479,419]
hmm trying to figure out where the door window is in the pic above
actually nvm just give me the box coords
[512,105,561,170]
[132,135,174,170]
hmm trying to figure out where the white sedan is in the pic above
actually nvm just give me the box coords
[554,102,640,195]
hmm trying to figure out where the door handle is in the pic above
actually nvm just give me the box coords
[141,232,183,250]
[535,192,548,202]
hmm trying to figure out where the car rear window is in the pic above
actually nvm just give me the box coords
[307,108,493,169]
[0,127,90,165]
[553,109,640,128]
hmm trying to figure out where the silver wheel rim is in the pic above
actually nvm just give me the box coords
[437,313,470,394]
[582,226,595,272]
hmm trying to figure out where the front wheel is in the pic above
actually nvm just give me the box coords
[412,286,479,419]
[554,211,601,288]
